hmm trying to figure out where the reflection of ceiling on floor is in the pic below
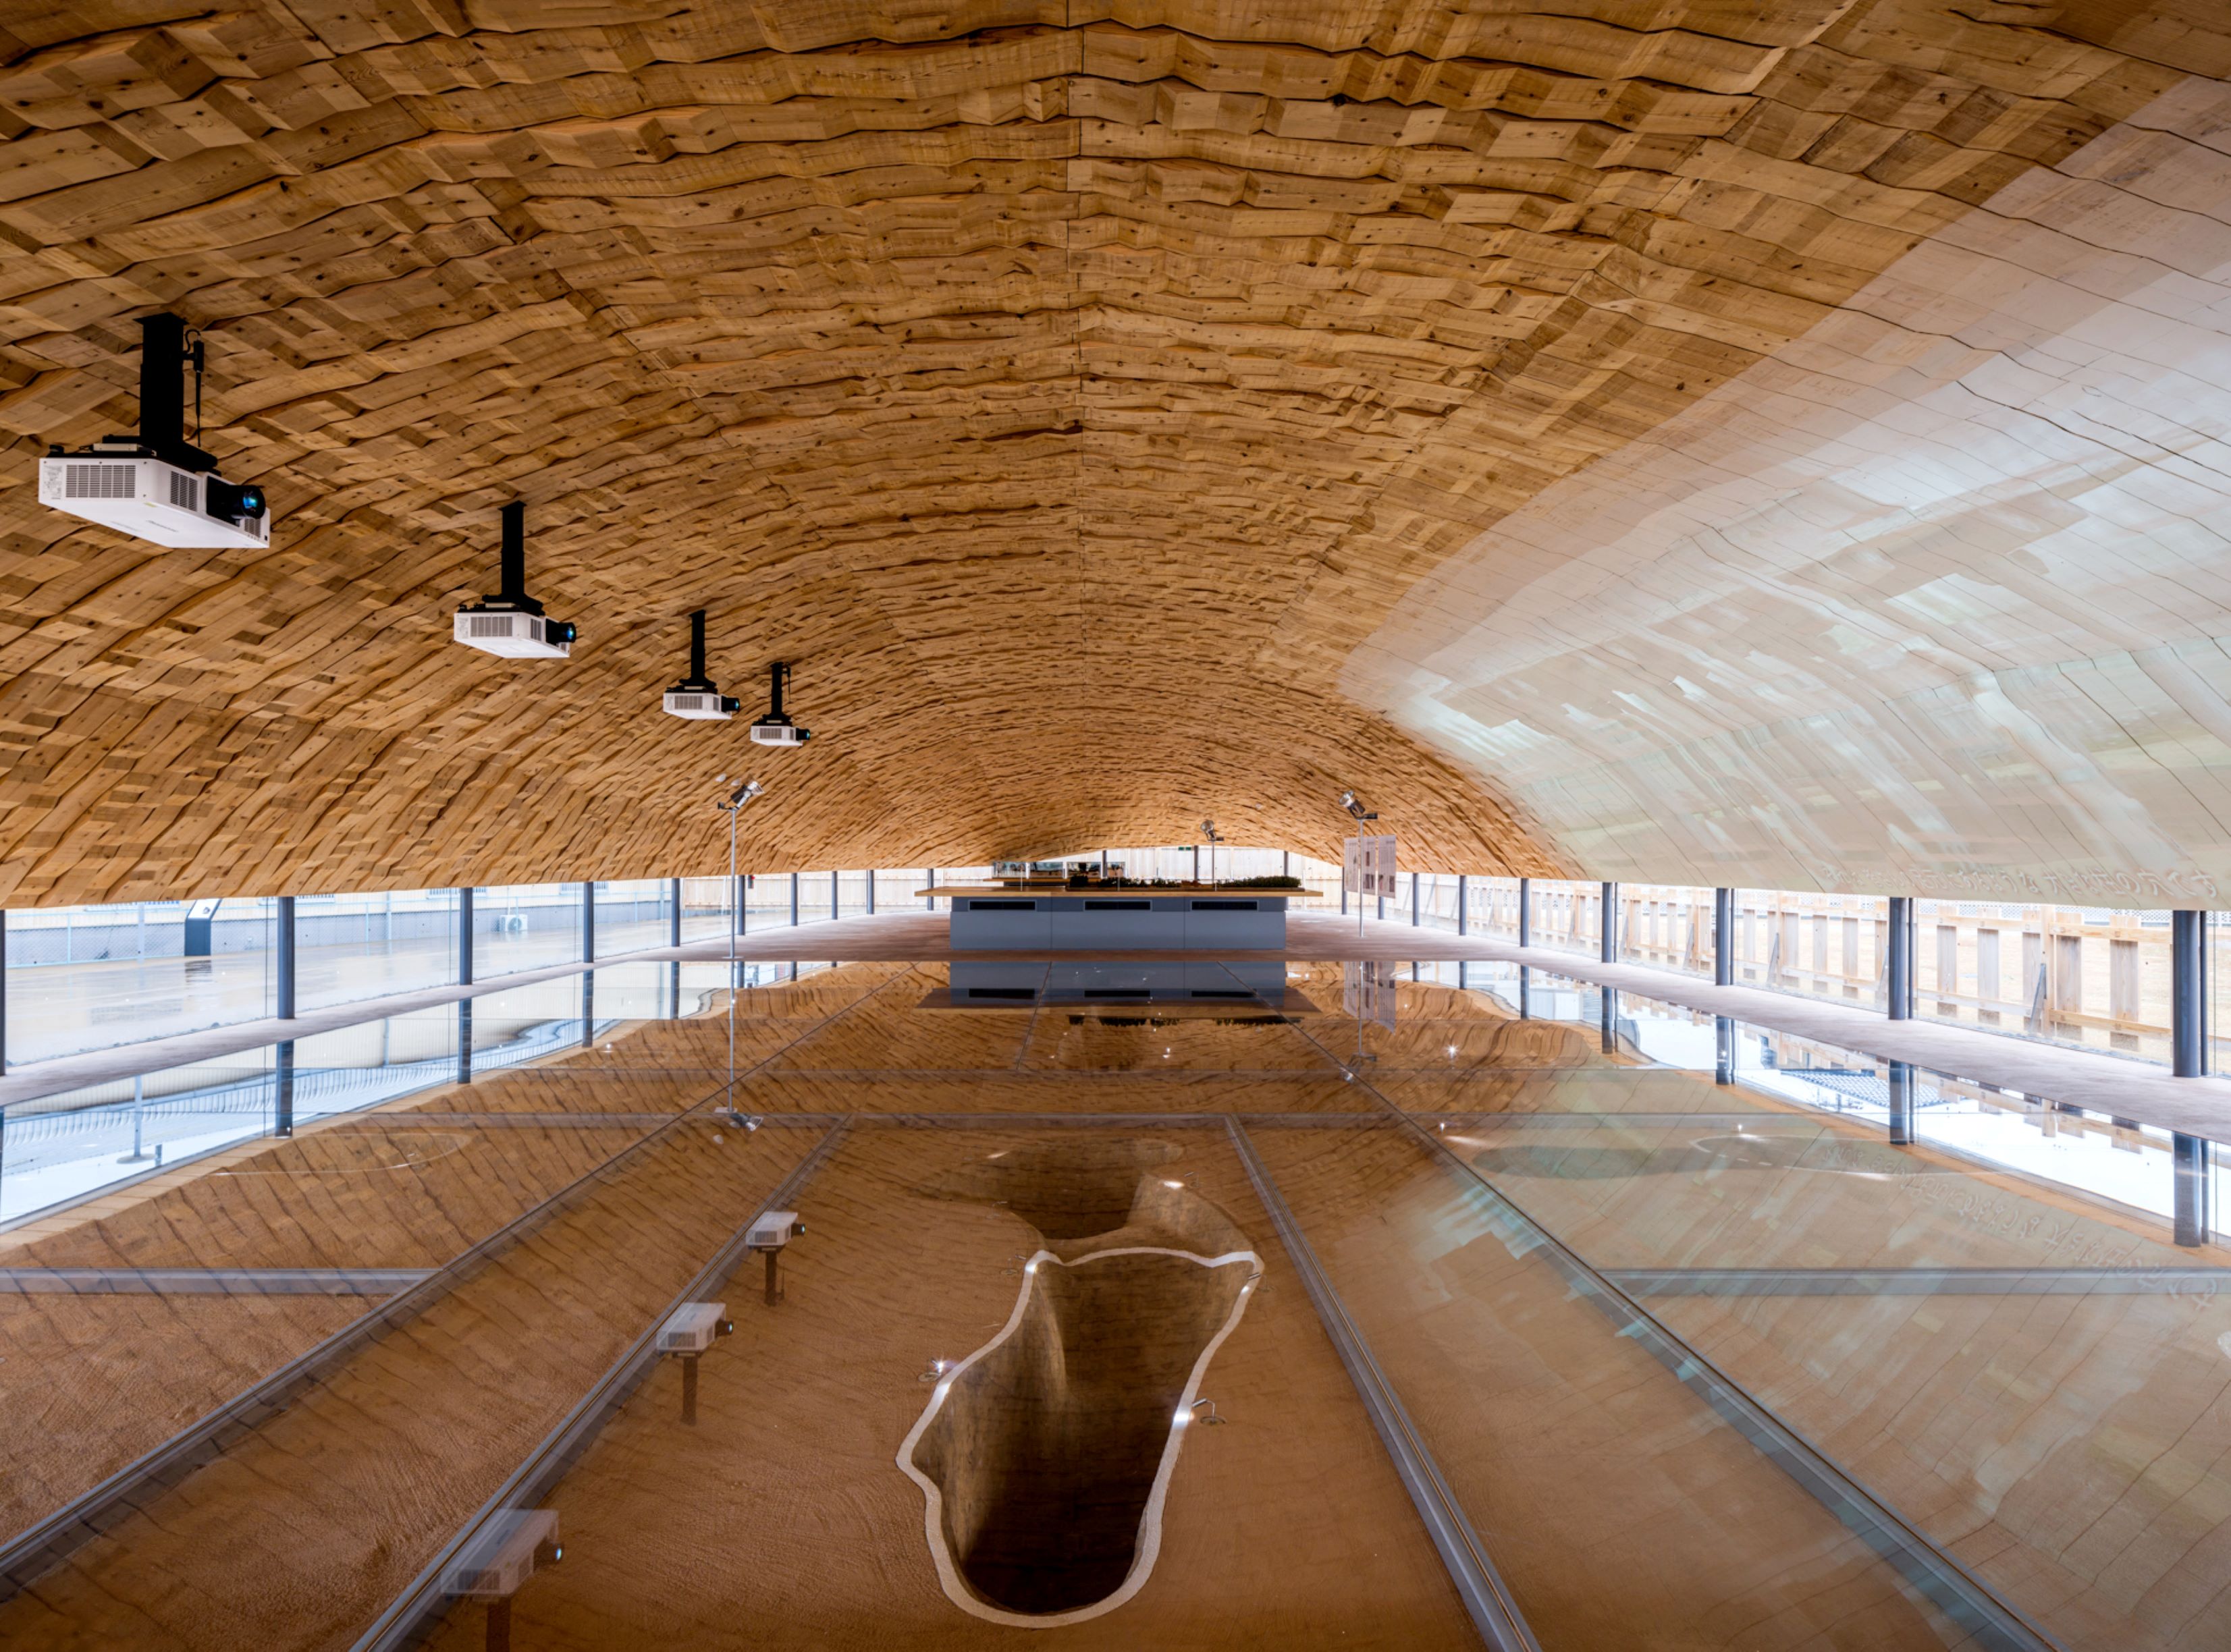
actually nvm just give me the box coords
[1,6,2228,900]
[1348,71,2231,900]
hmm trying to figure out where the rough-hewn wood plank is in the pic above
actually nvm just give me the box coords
[0,2,2213,904]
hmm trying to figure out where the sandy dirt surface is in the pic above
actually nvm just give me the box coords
[0,1116,817,1651]
[418,1126,1478,1652]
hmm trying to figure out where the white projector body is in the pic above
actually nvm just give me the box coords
[750,719,809,747]
[454,608,572,659]
[657,1302,730,1354]
[664,688,737,720]
[38,452,268,549]
[747,1210,801,1250]
[447,1508,559,1599]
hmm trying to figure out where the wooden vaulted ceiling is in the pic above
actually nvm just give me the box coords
[0,1,2216,904]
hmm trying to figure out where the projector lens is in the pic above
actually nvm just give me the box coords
[204,477,268,524]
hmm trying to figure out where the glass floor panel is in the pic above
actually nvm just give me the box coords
[0,958,2221,1650]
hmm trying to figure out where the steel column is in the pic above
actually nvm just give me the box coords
[1517,878,1530,948]
[1412,871,1420,927]
[1600,881,1617,963]
[1715,1016,1736,1086]
[1457,875,1468,937]
[830,869,839,921]
[582,881,595,963]
[668,877,681,948]
[458,888,474,987]
[275,894,296,1020]
[1887,896,1914,1020]
[1714,887,1733,987]
[2174,1134,2213,1247]
[865,869,875,916]
[923,868,934,912]
[2173,910,2206,1076]
[789,873,799,927]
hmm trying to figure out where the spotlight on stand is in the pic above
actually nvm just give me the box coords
[1341,790,1378,822]
[663,609,741,719]
[453,501,575,658]
[749,661,811,747]
[38,314,271,550]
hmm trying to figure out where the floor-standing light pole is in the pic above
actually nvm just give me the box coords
[715,778,765,1110]
[1339,790,1378,942]
[716,778,765,966]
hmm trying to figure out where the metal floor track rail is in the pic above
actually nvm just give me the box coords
[1225,1118,1541,1652]
[352,1120,853,1652]
[0,967,903,1603]
[1232,966,2067,1652]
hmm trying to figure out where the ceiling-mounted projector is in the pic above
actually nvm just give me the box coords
[749,661,811,747]
[38,313,271,550]
[664,609,739,719]
[454,501,575,659]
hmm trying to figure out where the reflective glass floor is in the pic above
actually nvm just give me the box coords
[0,958,2224,1650]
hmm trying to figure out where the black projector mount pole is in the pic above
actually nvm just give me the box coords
[493,501,545,614]
[135,313,214,473]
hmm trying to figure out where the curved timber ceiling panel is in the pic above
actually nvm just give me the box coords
[1351,70,2231,904]
[0,1,2222,902]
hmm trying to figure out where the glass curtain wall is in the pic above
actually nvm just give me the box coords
[1617,883,1717,978]
[2213,913,2231,1074]
[476,883,584,976]
[592,879,672,958]
[1523,879,1605,958]
[295,889,460,1015]
[1409,873,1460,929]
[679,877,730,943]
[740,872,791,930]
[1733,889,1890,1007]
[1916,902,2174,1062]
[3,899,279,1065]
[8,866,2221,1081]
[1475,879,1522,938]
